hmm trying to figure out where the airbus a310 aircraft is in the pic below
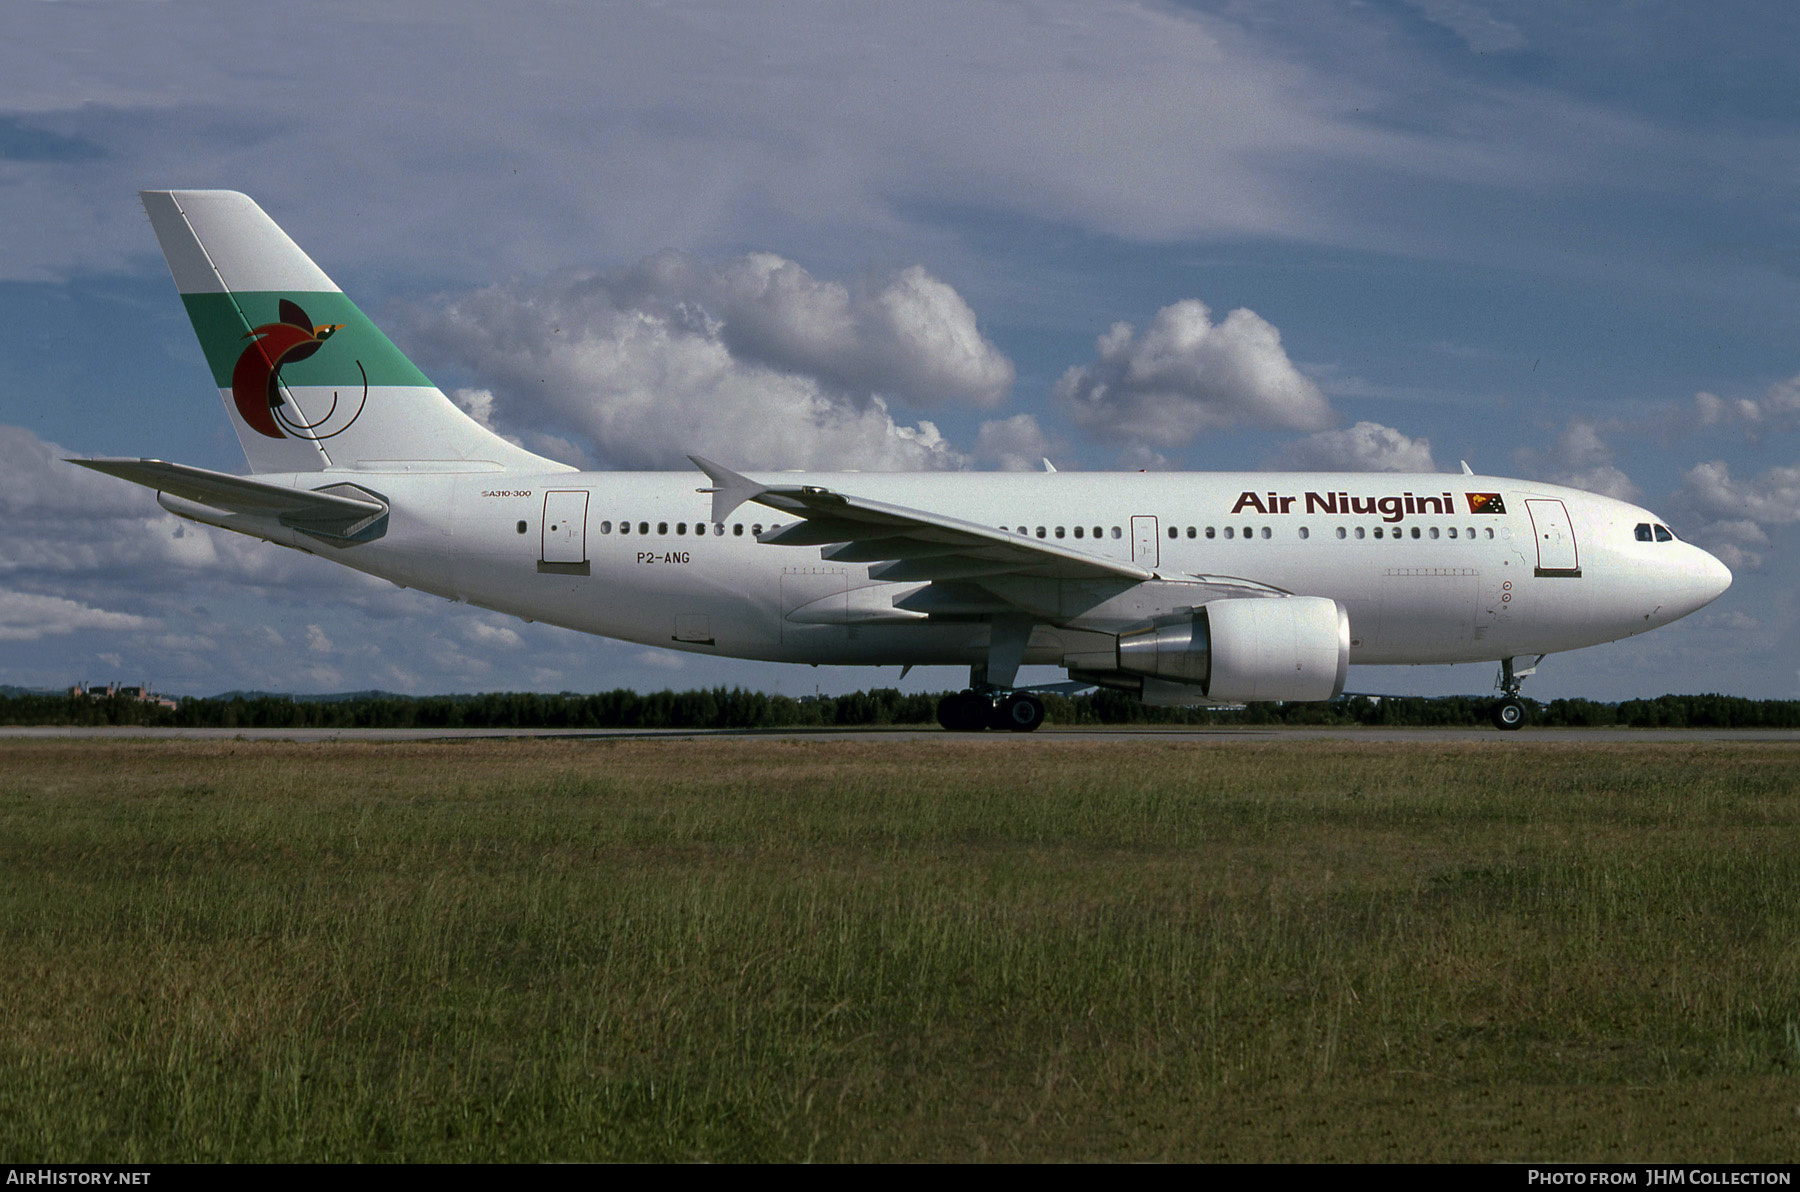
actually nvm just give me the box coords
[76,192,1733,731]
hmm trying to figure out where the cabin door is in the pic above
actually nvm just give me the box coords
[541,490,589,566]
[1525,499,1580,577]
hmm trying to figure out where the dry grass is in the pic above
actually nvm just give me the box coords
[1,737,1798,1161]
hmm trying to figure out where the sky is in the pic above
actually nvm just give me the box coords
[3,0,1798,701]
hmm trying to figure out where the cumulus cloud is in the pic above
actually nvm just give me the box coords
[1270,421,1437,472]
[1055,300,1335,447]
[1670,460,1800,571]
[1686,374,1800,439]
[1513,419,1640,501]
[705,254,1013,409]
[406,252,1009,471]
[0,590,151,642]
[465,620,523,649]
[1677,460,1800,526]
[974,414,1060,472]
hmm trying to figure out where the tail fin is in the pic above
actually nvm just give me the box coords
[141,190,568,475]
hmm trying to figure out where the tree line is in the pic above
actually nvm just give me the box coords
[4,688,1799,729]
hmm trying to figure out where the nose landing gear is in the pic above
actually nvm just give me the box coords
[1490,655,1543,731]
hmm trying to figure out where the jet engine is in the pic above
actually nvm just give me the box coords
[1112,597,1350,703]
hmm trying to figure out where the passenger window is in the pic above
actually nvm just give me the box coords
[753,523,763,535]
[677,523,687,535]
[638,522,649,535]
[1093,526,1103,539]
[1373,527,1383,539]
[1055,526,1066,538]
[1411,527,1420,539]
[600,520,611,534]
[1485,528,1494,539]
[1355,527,1366,539]
[695,523,706,536]
[1073,526,1084,538]
[1186,526,1196,538]
[1636,523,1654,542]
[733,524,743,536]
[1429,527,1439,539]
[1335,527,1346,539]
[1111,526,1122,539]
[1242,525,1252,539]
[1299,527,1310,540]
[1224,527,1235,539]
[1167,526,1178,539]
[1447,527,1457,539]
[517,520,528,534]
[1036,526,1046,538]
[1260,527,1271,539]
[1206,527,1216,539]
[1655,525,1673,542]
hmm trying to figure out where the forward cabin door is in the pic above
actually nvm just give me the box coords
[1525,498,1580,577]
[540,490,590,573]
[1131,515,1159,569]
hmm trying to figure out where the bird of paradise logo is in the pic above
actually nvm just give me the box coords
[230,299,368,440]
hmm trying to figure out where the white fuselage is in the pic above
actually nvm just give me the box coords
[248,469,1732,675]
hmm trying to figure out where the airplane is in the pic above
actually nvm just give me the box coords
[73,191,1733,732]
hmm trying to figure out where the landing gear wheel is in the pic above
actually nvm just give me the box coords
[990,692,1046,733]
[1490,697,1526,731]
[936,691,992,732]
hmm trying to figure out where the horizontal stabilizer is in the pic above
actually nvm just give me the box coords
[70,458,387,540]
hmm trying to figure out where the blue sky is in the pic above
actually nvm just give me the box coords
[2,0,1796,700]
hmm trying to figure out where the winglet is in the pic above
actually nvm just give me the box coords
[1460,460,1474,475]
[689,455,768,523]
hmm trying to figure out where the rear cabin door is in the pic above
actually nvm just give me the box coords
[540,490,589,570]
[1131,515,1159,569]
[1525,498,1580,577]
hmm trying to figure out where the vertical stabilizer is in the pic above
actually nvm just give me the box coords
[141,190,568,475]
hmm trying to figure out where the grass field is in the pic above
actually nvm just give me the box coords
[2,736,1797,1162]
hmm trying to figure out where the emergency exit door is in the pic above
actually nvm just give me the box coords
[1131,515,1159,568]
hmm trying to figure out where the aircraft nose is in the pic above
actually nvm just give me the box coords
[1680,545,1732,611]
[1699,548,1732,602]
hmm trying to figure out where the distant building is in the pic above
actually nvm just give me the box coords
[69,682,179,709]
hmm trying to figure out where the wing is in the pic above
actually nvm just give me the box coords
[690,455,1152,586]
[70,458,387,539]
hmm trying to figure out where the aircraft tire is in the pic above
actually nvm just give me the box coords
[1490,697,1527,731]
[937,691,991,732]
[991,693,1046,732]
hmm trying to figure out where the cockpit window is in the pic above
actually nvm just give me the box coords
[1635,523,1654,542]
[1654,524,1673,542]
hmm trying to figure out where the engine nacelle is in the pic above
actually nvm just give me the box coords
[1115,597,1350,703]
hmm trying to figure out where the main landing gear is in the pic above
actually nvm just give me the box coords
[1490,654,1544,731]
[936,689,1046,733]
[937,622,1047,732]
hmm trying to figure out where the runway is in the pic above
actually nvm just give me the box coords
[5,725,1799,744]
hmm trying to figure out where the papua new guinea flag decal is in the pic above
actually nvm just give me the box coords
[230,299,346,439]
[1465,492,1507,514]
